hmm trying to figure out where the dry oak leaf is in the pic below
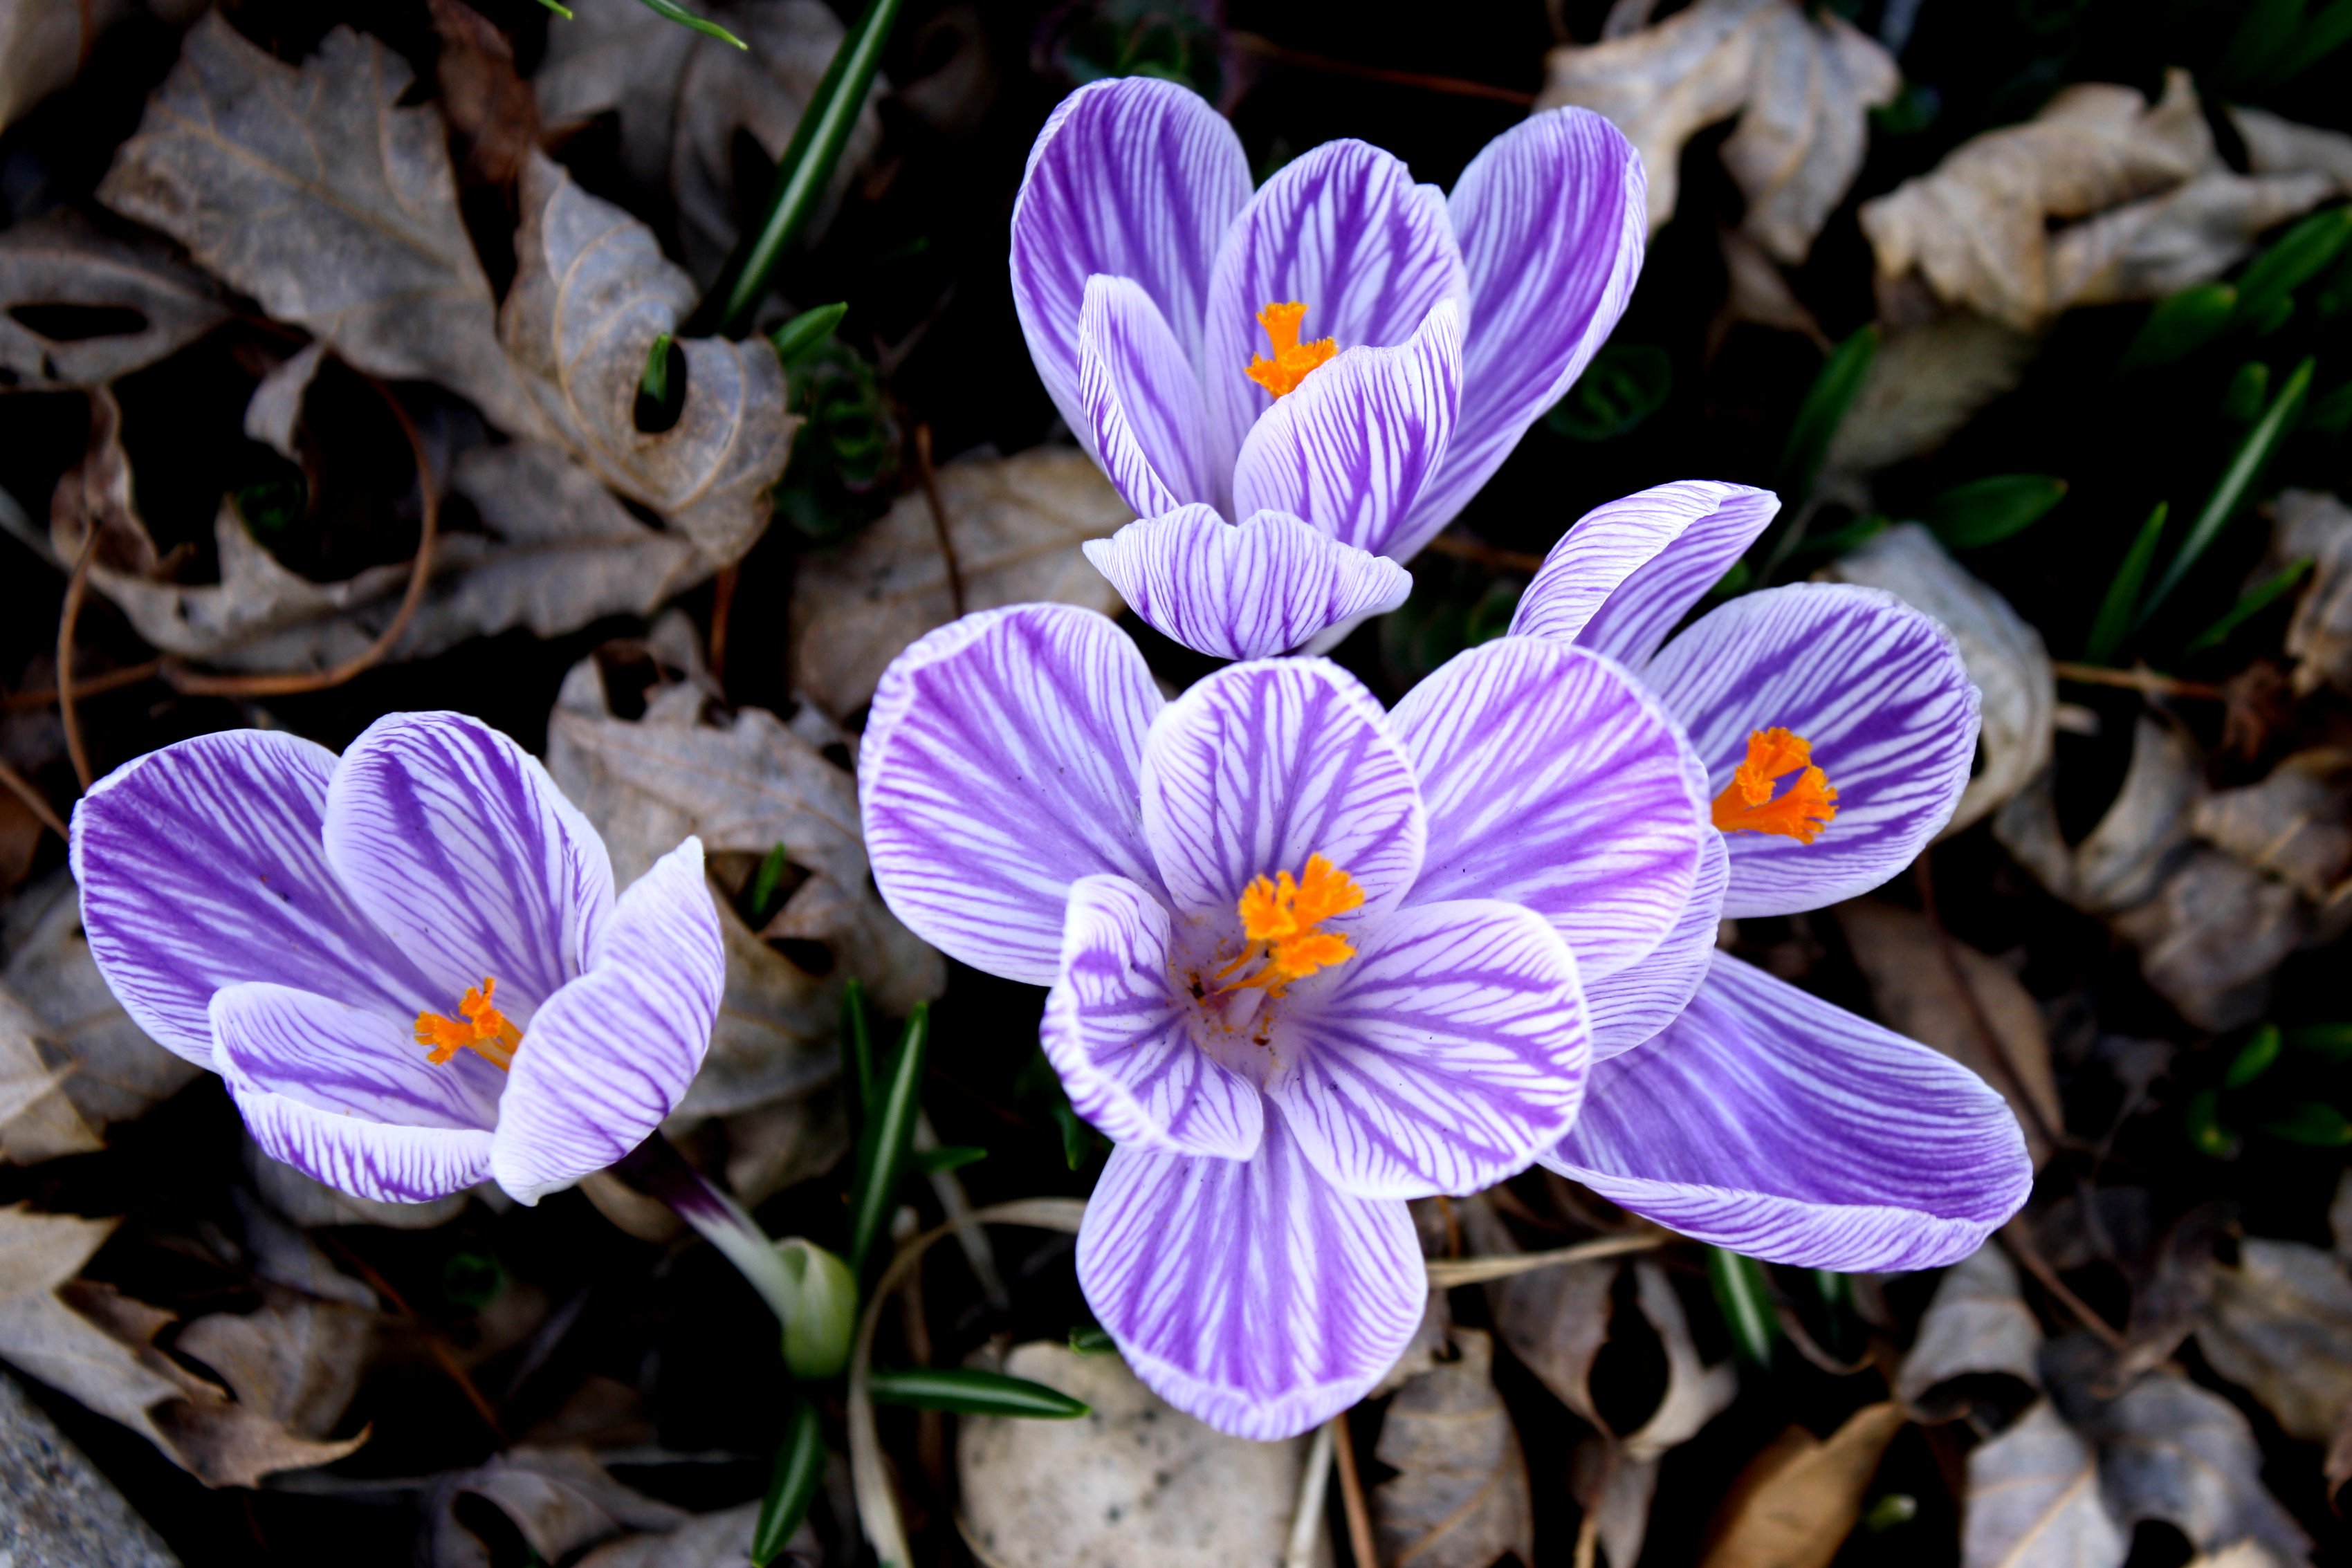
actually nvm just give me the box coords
[98,16,547,439]
[789,445,1133,718]
[2192,749,2352,900]
[1894,1242,2043,1414]
[1701,1401,1907,1568]
[1962,1399,2126,1568]
[2274,490,2352,698]
[0,210,228,390]
[2196,1238,2352,1448]
[1372,1327,1534,1568]
[1538,0,1898,265]
[502,151,792,568]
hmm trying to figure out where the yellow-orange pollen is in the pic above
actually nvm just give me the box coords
[414,977,521,1072]
[1244,301,1339,398]
[1711,728,1839,845]
[1207,854,1366,999]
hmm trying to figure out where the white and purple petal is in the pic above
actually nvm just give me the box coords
[212,981,498,1203]
[860,605,1166,986]
[1077,275,1219,515]
[1585,830,1728,1061]
[1545,953,2032,1271]
[1392,108,1647,558]
[322,712,614,1017]
[1084,507,1413,661]
[71,729,434,1067]
[1076,1116,1423,1441]
[1390,636,1706,980]
[1647,584,1980,918]
[1139,658,1426,922]
[491,838,724,1204]
[1509,481,1780,670]
[1269,898,1588,1199]
[1011,77,1251,450]
[1042,875,1263,1160]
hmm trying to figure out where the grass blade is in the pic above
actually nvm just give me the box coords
[847,1003,928,1278]
[752,1397,826,1566]
[2181,557,2313,655]
[2085,501,2169,664]
[2138,356,2315,629]
[840,977,874,1135]
[865,1367,1090,1419]
[1774,323,1880,503]
[1707,1247,1779,1367]
[1922,473,2067,550]
[633,0,745,48]
[770,301,849,367]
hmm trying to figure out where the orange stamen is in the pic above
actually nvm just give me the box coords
[1711,728,1839,845]
[414,976,522,1072]
[1244,301,1339,398]
[1216,854,1364,997]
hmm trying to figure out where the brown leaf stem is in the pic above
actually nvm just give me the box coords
[0,757,68,841]
[1229,32,1538,106]
[2050,661,2223,700]
[56,526,99,790]
[1999,1220,2128,1352]
[912,424,965,618]
[1330,1411,1378,1568]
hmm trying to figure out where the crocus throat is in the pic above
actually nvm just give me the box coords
[1711,728,1839,844]
[1209,854,1364,999]
[416,977,521,1072]
[1244,301,1339,398]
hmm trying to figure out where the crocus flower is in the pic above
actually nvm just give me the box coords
[1012,77,1644,658]
[859,601,1712,1437]
[1509,480,2033,1267]
[71,712,722,1207]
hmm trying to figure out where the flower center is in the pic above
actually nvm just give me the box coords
[1207,854,1365,999]
[415,976,520,1072]
[1711,728,1839,844]
[1244,301,1339,398]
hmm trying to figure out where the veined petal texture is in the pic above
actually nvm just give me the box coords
[1509,480,1780,668]
[1586,829,1728,1060]
[1078,275,1218,515]
[1084,508,1412,661]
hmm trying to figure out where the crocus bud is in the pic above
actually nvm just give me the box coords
[776,1238,857,1380]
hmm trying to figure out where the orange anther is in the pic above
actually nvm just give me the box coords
[415,976,522,1072]
[1711,728,1839,845]
[1244,301,1339,398]
[1215,854,1365,997]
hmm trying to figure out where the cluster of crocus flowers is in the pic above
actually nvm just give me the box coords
[71,712,724,1206]
[1012,75,1646,659]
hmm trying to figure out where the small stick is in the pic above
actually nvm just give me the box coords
[2000,1221,2126,1351]
[318,1233,508,1441]
[56,528,99,789]
[1420,531,1546,575]
[1424,1228,1666,1287]
[1281,1421,1335,1568]
[1,659,162,711]
[0,757,66,840]
[1230,31,1537,106]
[912,425,964,618]
[1329,1411,1378,1568]
[2050,661,2222,700]
[708,564,739,687]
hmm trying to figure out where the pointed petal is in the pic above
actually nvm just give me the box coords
[1390,637,1707,980]
[323,711,614,1017]
[1140,658,1425,922]
[1269,898,1589,1199]
[492,838,724,1203]
[1394,108,1647,557]
[861,605,1166,986]
[1011,78,1251,452]
[1545,954,2032,1271]
[1084,506,1413,660]
[1078,275,1218,515]
[71,729,433,1068]
[1587,831,1727,1060]
[1078,1117,1423,1440]
[1648,584,1981,918]
[1044,875,1263,1160]
[1203,140,1467,473]
[1509,481,1781,669]
[213,981,496,1203]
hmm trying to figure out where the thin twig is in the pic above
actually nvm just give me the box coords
[1282,1421,1335,1568]
[1912,856,2065,1160]
[708,564,738,687]
[912,424,964,618]
[1420,531,1546,575]
[317,1233,508,1441]
[57,528,99,790]
[1,659,163,710]
[0,757,67,840]
[1230,31,1537,105]
[2050,661,2223,700]
[1330,1412,1378,1568]
[1424,1228,1668,1286]
[1999,1220,2127,1352]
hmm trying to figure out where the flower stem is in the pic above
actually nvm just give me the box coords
[614,1133,798,1326]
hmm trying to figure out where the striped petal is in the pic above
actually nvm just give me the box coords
[1139,658,1426,923]
[1509,481,1781,669]
[1084,506,1413,661]
[1203,140,1466,475]
[1545,953,2032,1272]
[1229,300,1462,556]
[214,981,497,1203]
[860,605,1165,986]
[1647,584,1980,918]
[1011,77,1250,454]
[1269,898,1589,1199]
[1077,275,1218,515]
[1586,830,1727,1061]
[70,729,433,1068]
[491,838,724,1204]
[323,712,614,1017]
[1076,1116,1423,1441]
[1390,637,1707,981]
[1395,108,1647,559]
[1043,875,1263,1160]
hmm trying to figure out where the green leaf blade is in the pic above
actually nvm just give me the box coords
[752,1398,827,1566]
[866,1367,1090,1419]
[848,1003,928,1278]
[1922,474,2068,550]
[2137,357,2315,630]
[2086,501,2169,665]
[1707,1246,1779,1367]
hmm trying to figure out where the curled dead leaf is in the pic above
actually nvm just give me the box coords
[1700,1401,1907,1568]
[428,1446,692,1568]
[2274,490,2352,699]
[2196,1238,2352,1447]
[1372,1328,1533,1568]
[1895,1244,2043,1414]
[0,211,228,390]
[2193,749,2352,900]
[1819,308,2042,486]
[1961,1399,2126,1568]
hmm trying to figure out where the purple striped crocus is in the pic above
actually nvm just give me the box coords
[859,602,1713,1437]
[1511,480,2034,1267]
[70,712,722,1207]
[1013,77,1644,658]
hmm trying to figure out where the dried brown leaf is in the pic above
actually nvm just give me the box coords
[429,0,539,187]
[573,1502,781,1568]
[430,1447,692,1568]
[2232,107,2352,198]
[1820,308,2041,485]
[1961,1399,2126,1568]
[0,211,228,390]
[2113,849,2306,1031]
[0,0,129,132]
[2275,490,2352,699]
[1897,1244,2043,1413]
[2045,169,2335,311]
[2193,750,2352,899]
[1371,1328,1534,1568]
[1700,1401,1906,1568]
[2196,1238,2352,1446]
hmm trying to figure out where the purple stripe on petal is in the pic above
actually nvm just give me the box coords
[1076,1116,1423,1441]
[491,838,724,1204]
[1011,78,1251,454]
[1545,953,2031,1271]
[1229,300,1462,557]
[1084,507,1413,661]
[1269,898,1588,1199]
[323,712,614,1017]
[1203,140,1467,475]
[1393,108,1646,558]
[1587,830,1727,1061]
[70,730,434,1067]
[1140,658,1426,922]
[1646,584,1981,919]
[1078,275,1218,515]
[860,605,1165,986]
[1043,875,1263,1160]
[1509,481,1780,669]
[1390,637,1705,980]
[230,1085,495,1206]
